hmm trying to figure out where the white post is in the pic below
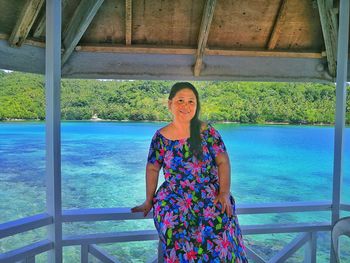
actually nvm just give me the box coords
[331,0,349,262]
[46,0,62,262]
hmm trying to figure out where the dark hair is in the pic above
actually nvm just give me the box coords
[169,82,202,158]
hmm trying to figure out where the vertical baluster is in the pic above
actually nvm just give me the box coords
[157,240,164,263]
[304,232,317,263]
[81,244,88,263]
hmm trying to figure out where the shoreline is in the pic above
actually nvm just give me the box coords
[0,119,347,127]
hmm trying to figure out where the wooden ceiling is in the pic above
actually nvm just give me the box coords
[0,0,346,82]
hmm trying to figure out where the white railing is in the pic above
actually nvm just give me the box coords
[1,200,347,263]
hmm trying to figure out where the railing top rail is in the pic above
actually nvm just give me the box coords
[0,213,53,239]
[0,239,53,263]
[62,200,333,222]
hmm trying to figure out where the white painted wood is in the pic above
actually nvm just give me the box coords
[245,246,266,263]
[0,213,52,239]
[61,201,332,222]
[331,0,349,261]
[62,230,159,246]
[236,201,331,214]
[242,222,331,235]
[45,0,62,262]
[340,203,350,211]
[157,240,164,263]
[268,233,309,263]
[25,255,36,263]
[0,39,333,82]
[304,232,317,263]
[62,207,149,222]
[89,244,120,263]
[332,0,349,224]
[0,240,53,262]
[81,244,88,263]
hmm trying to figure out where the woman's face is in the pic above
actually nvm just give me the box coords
[168,88,197,122]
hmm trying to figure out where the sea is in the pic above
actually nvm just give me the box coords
[0,121,349,262]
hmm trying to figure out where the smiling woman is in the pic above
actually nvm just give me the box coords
[132,82,248,262]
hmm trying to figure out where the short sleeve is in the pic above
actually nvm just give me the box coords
[207,124,227,159]
[147,131,164,166]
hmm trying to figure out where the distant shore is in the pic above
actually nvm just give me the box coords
[0,118,344,127]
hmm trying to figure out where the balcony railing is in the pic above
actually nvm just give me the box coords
[1,200,347,263]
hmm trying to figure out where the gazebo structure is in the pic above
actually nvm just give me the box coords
[0,0,349,262]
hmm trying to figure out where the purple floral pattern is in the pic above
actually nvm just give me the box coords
[148,124,248,262]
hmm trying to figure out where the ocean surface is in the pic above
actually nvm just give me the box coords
[0,121,349,262]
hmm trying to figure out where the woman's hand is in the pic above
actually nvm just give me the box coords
[213,192,233,217]
[131,199,153,217]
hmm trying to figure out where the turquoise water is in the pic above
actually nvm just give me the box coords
[0,122,349,262]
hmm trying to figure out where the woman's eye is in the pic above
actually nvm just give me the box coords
[178,99,184,103]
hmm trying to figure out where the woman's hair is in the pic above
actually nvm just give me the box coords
[168,82,203,158]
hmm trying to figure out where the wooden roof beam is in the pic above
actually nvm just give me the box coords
[125,0,132,45]
[8,0,45,47]
[267,0,288,50]
[33,0,69,38]
[62,0,105,65]
[193,0,216,77]
[317,0,338,77]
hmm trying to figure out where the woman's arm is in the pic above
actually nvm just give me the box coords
[216,152,231,194]
[213,152,233,217]
[145,163,161,203]
[131,162,160,216]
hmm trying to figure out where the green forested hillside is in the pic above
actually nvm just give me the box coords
[0,70,349,124]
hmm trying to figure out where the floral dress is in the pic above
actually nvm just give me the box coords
[147,123,248,263]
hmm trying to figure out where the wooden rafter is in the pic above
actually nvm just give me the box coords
[8,0,44,47]
[267,0,288,50]
[193,0,216,77]
[62,0,105,65]
[32,11,45,38]
[317,0,338,77]
[33,0,69,38]
[125,0,132,45]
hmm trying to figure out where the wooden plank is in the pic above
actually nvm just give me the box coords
[32,11,45,38]
[8,0,45,47]
[193,0,216,76]
[61,0,105,65]
[0,240,53,262]
[0,213,53,239]
[245,246,266,263]
[75,45,324,58]
[267,0,288,50]
[33,0,69,38]
[242,222,331,235]
[0,32,324,59]
[81,244,88,263]
[89,244,120,263]
[125,0,132,45]
[205,48,323,59]
[63,230,159,246]
[317,0,338,77]
[304,232,317,263]
[61,201,330,223]
[268,233,309,263]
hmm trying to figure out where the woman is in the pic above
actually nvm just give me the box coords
[132,82,248,262]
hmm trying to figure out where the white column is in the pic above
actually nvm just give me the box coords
[45,0,62,262]
[331,0,349,262]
